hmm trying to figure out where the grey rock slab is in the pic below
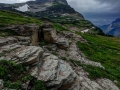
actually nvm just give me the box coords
[30,53,78,89]
[11,46,44,65]
[16,36,31,45]
[0,37,17,47]
[0,43,21,53]
[97,78,120,90]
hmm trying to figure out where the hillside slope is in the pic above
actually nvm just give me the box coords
[0,10,41,27]
[0,10,120,90]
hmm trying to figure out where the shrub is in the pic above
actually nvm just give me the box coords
[0,60,47,89]
[52,52,58,55]
[40,40,46,47]
[61,57,67,60]
[33,80,46,90]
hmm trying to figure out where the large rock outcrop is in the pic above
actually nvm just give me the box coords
[0,35,119,90]
[30,53,79,90]
[0,36,43,66]
[0,23,120,90]
[0,23,58,46]
[0,24,39,45]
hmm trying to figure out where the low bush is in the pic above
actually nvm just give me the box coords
[0,60,46,90]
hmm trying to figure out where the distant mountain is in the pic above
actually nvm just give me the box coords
[0,0,104,35]
[100,18,120,37]
[0,0,84,22]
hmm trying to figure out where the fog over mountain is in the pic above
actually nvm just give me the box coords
[0,0,120,26]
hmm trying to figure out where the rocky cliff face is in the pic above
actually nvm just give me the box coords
[27,0,68,5]
[100,18,120,37]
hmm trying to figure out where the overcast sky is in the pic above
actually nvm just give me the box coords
[67,0,120,26]
[0,0,120,26]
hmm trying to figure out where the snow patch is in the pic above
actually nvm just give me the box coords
[81,29,89,33]
[15,4,30,12]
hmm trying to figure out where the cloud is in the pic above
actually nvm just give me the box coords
[67,0,111,13]
[0,0,34,4]
[67,0,120,26]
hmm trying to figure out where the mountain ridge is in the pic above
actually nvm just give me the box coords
[100,18,120,37]
[0,0,84,22]
[0,0,104,35]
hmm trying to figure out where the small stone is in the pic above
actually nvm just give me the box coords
[56,37,69,49]
[0,79,3,89]
[21,81,30,90]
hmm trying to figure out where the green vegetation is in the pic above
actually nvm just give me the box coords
[33,80,46,90]
[53,23,69,31]
[77,20,93,28]
[49,15,80,24]
[52,52,58,56]
[69,59,113,79]
[30,3,84,24]
[0,53,5,57]
[0,29,17,36]
[47,47,52,51]
[0,60,46,90]
[39,40,47,47]
[0,10,41,27]
[61,57,67,60]
[76,32,120,87]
